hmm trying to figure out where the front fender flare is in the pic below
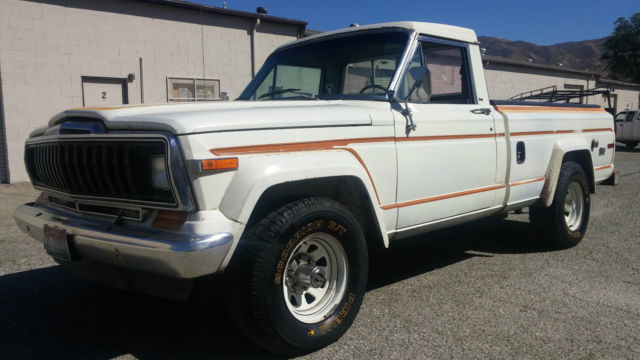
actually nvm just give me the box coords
[219,150,390,245]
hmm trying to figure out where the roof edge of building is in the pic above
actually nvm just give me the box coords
[482,55,601,77]
[597,77,640,88]
[137,0,307,26]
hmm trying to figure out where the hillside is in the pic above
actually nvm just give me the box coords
[477,36,608,73]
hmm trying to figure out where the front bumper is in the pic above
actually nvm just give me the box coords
[14,203,236,279]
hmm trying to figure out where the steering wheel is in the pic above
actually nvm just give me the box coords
[359,84,387,94]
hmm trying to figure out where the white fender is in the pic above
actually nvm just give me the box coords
[218,150,390,247]
[541,137,592,206]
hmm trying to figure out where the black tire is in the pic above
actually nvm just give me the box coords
[530,161,590,249]
[625,141,638,149]
[225,197,368,356]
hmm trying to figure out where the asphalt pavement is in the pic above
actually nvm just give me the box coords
[1,147,639,359]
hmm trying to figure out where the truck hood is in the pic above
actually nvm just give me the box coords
[47,100,383,135]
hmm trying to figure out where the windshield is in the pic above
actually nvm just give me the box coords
[239,31,411,101]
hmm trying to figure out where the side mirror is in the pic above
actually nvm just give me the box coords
[220,92,230,101]
[406,66,431,101]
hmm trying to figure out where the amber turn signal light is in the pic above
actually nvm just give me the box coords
[201,157,239,171]
[152,210,189,231]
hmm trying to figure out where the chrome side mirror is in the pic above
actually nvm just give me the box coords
[407,66,430,101]
[401,66,430,135]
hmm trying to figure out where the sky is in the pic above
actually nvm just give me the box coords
[196,0,639,46]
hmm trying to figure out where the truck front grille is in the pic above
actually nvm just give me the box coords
[25,139,176,206]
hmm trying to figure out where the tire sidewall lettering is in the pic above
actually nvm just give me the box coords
[264,210,365,347]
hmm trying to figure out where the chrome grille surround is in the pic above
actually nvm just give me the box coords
[24,133,195,211]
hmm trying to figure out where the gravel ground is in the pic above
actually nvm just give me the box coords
[1,147,639,360]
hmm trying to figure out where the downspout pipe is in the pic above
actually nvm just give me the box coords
[139,57,144,104]
[250,17,262,78]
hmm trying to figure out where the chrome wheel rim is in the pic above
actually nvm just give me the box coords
[282,232,348,324]
[564,181,584,231]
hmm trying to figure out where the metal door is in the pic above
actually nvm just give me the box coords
[82,77,128,107]
[633,111,640,140]
[622,111,636,140]
[393,38,498,228]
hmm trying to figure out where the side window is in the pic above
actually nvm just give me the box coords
[615,112,627,122]
[625,111,635,122]
[422,42,473,104]
[397,40,475,104]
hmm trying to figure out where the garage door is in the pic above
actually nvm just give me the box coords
[82,76,128,107]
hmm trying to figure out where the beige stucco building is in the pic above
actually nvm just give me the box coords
[0,0,305,183]
[1,1,639,184]
[483,56,640,111]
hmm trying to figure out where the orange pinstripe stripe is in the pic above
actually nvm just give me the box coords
[211,134,494,155]
[395,133,497,142]
[340,147,381,204]
[583,128,613,133]
[505,130,575,137]
[496,106,607,113]
[594,164,612,171]
[211,130,612,209]
[380,184,506,210]
[510,177,545,186]
[211,128,612,156]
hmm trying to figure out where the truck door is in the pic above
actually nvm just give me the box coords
[622,111,636,140]
[391,38,498,229]
[632,111,640,140]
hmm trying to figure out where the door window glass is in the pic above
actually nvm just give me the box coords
[625,111,635,122]
[397,40,475,104]
[423,42,473,104]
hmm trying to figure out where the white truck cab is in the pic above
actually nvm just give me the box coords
[14,22,615,355]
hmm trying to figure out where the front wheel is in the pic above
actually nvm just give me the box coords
[530,161,590,249]
[225,197,368,356]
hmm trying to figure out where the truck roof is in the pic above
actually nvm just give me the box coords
[286,21,478,49]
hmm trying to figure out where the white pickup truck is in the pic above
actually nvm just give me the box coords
[615,109,640,148]
[14,22,615,355]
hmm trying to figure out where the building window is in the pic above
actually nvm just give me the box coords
[167,78,220,102]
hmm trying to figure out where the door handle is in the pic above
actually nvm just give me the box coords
[471,108,491,115]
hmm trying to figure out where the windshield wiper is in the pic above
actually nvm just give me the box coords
[258,88,317,100]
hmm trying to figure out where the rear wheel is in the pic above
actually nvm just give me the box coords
[625,141,638,149]
[225,197,368,356]
[530,161,590,249]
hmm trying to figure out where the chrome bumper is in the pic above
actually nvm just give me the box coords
[13,203,234,279]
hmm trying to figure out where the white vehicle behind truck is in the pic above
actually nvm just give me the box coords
[615,109,640,148]
[14,22,615,355]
